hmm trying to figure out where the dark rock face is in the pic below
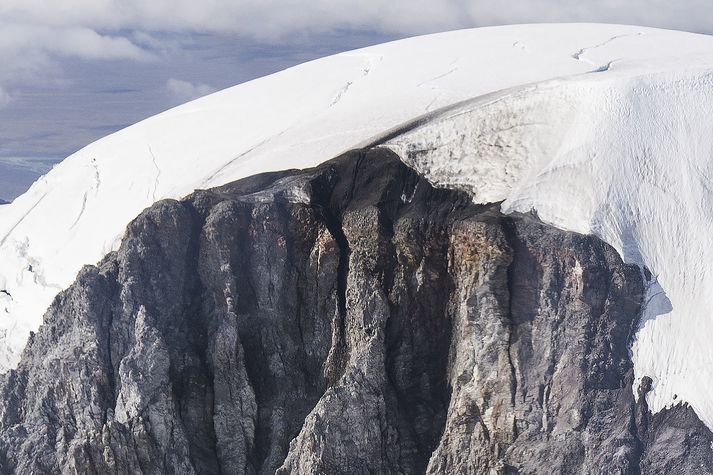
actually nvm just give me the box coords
[0,148,711,474]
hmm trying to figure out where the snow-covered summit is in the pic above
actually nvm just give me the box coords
[1,23,713,427]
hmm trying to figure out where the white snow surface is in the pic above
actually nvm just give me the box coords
[2,23,713,427]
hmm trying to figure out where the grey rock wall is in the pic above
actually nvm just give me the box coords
[0,148,710,474]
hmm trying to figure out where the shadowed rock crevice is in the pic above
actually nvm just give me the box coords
[0,148,711,474]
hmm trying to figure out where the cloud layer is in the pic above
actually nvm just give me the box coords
[3,0,713,39]
[0,24,154,105]
[2,0,712,93]
[1,1,469,39]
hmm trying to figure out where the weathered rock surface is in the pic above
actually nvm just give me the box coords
[0,148,711,474]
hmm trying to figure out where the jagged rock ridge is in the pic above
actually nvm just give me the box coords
[0,148,711,474]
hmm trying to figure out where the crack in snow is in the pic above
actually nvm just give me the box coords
[91,158,101,194]
[69,192,89,230]
[418,60,460,112]
[69,158,102,231]
[329,55,379,107]
[22,251,62,291]
[330,81,354,107]
[425,93,441,113]
[202,128,291,186]
[0,192,49,248]
[417,67,458,88]
[512,41,528,52]
[148,146,161,201]
[573,32,644,70]
[592,60,620,73]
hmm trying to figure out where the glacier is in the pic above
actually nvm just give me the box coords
[1,23,713,428]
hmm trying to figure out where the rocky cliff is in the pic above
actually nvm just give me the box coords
[0,148,711,474]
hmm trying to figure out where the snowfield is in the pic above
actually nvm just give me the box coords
[2,24,713,428]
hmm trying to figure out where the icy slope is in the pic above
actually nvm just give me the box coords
[1,23,713,425]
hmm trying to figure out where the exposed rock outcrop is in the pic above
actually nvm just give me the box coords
[0,148,710,474]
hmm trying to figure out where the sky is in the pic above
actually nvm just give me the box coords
[1,0,713,201]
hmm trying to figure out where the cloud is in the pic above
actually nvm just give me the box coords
[0,24,151,61]
[0,22,155,93]
[166,78,217,103]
